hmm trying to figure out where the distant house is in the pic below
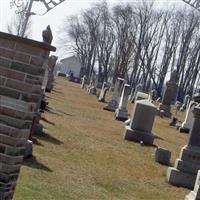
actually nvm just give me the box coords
[60,56,82,78]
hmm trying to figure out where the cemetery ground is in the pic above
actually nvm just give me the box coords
[14,77,189,200]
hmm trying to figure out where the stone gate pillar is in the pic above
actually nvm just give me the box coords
[0,31,56,199]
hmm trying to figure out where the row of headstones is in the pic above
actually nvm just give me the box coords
[26,55,57,157]
[0,31,56,199]
[81,75,200,200]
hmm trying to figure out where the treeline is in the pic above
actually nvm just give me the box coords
[61,1,200,101]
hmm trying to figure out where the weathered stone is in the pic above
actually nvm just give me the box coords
[104,78,124,112]
[180,95,191,111]
[88,86,96,95]
[169,117,178,127]
[185,170,200,200]
[150,89,158,101]
[180,101,198,133]
[123,100,156,145]
[115,84,130,121]
[135,92,149,102]
[98,82,108,102]
[159,70,178,118]
[24,140,33,158]
[155,147,171,166]
[131,84,142,103]
[159,110,165,118]
[33,123,43,136]
[45,57,57,92]
[193,93,200,103]
[167,104,200,189]
[81,75,86,89]
[128,88,134,101]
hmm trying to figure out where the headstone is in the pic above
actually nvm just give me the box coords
[169,117,178,127]
[88,86,96,95]
[115,84,130,121]
[81,75,86,89]
[185,170,200,200]
[128,88,134,101]
[131,84,142,103]
[175,101,182,111]
[125,118,131,126]
[155,147,171,166]
[104,78,124,112]
[87,79,93,93]
[24,140,33,158]
[123,100,156,145]
[135,92,149,102]
[150,89,158,101]
[180,95,191,111]
[159,70,178,118]
[156,97,161,103]
[193,93,200,103]
[0,31,55,198]
[98,82,108,102]
[167,104,200,189]
[160,110,165,118]
[180,101,198,133]
[46,55,58,92]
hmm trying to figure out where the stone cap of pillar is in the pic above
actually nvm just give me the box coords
[0,31,56,52]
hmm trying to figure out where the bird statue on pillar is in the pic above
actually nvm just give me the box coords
[42,25,53,45]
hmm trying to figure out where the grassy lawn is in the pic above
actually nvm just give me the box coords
[14,77,189,200]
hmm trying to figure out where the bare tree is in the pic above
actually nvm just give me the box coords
[7,13,32,37]
[62,1,200,98]
[112,4,135,83]
[95,2,115,82]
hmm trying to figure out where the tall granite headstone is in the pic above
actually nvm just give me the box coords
[180,101,198,133]
[131,84,142,103]
[115,84,130,121]
[180,95,191,111]
[81,75,86,89]
[46,55,58,92]
[104,78,124,112]
[159,70,178,118]
[98,82,108,102]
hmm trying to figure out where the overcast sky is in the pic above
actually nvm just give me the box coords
[0,0,188,58]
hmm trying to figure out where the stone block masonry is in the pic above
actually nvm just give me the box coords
[0,31,55,199]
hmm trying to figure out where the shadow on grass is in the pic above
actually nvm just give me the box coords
[52,89,63,94]
[55,109,73,117]
[141,143,158,148]
[23,156,53,172]
[46,106,73,117]
[154,135,164,141]
[30,137,44,146]
[99,100,108,104]
[37,131,64,145]
[41,117,55,126]
[45,107,62,116]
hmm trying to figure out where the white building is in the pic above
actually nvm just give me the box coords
[60,56,82,78]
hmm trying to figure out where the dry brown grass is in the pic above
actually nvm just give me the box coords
[14,77,189,200]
